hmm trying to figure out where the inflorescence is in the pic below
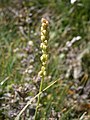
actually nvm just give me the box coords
[38,18,49,77]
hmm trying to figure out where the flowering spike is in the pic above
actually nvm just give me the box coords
[38,18,49,77]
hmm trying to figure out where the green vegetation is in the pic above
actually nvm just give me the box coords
[0,0,90,120]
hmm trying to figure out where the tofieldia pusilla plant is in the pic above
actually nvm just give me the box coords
[34,18,49,119]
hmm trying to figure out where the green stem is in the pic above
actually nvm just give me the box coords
[34,76,44,120]
[15,78,60,120]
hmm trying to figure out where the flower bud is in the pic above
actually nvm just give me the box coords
[40,43,47,50]
[44,40,48,45]
[42,30,47,35]
[42,61,46,66]
[41,66,46,71]
[38,71,43,77]
[40,54,48,62]
[41,26,43,31]
[43,71,46,76]
[38,69,46,77]
[41,18,49,25]
[41,36,45,41]
[41,18,47,23]
[42,22,46,26]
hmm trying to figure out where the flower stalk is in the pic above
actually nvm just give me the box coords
[34,18,49,119]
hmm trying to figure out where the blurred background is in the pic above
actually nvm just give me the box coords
[0,0,90,119]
